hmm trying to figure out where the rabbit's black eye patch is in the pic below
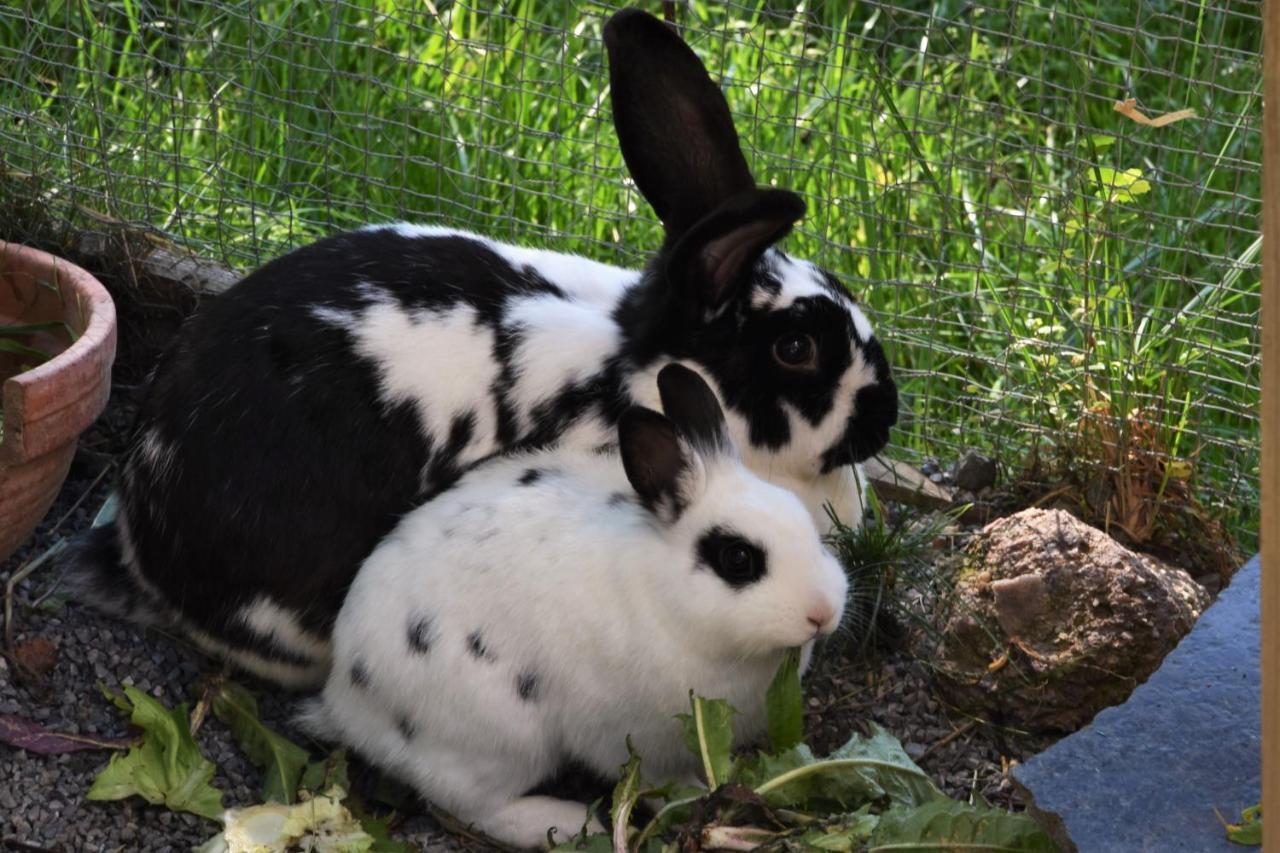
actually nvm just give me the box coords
[696,527,767,588]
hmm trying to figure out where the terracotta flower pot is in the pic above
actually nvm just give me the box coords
[0,241,117,563]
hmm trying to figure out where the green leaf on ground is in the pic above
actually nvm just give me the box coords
[766,647,804,752]
[574,686,1059,853]
[738,723,938,811]
[741,743,893,811]
[301,749,352,797]
[676,692,735,790]
[826,723,941,808]
[87,685,224,821]
[355,809,415,853]
[1224,802,1262,846]
[797,805,880,850]
[609,738,644,850]
[212,681,309,804]
[868,797,1057,851]
[550,833,613,853]
[91,492,120,527]
[99,683,132,714]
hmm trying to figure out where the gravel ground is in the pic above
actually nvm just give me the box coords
[0,385,462,852]
[1,385,1050,851]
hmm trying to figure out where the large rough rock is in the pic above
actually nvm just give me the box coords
[932,508,1209,732]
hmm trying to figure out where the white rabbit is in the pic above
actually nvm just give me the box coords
[299,365,848,849]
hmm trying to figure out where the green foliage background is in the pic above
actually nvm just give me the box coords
[0,0,1261,543]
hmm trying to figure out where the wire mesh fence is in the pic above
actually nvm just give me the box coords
[0,0,1262,555]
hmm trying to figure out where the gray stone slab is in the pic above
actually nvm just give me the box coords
[1012,555,1260,853]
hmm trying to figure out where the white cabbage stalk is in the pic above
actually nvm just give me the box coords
[193,787,375,853]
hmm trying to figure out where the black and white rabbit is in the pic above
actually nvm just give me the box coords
[67,9,895,686]
[298,365,848,849]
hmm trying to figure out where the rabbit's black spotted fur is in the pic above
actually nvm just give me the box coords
[299,365,848,849]
[66,8,896,687]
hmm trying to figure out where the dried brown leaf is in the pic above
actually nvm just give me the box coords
[1113,98,1197,128]
[0,715,134,755]
[13,636,58,676]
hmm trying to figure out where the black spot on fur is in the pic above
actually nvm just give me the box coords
[607,492,633,508]
[696,528,768,589]
[516,671,540,702]
[423,411,478,495]
[520,366,627,451]
[525,757,616,807]
[396,715,417,741]
[490,325,523,447]
[518,468,543,486]
[407,614,434,654]
[350,660,370,688]
[467,631,496,662]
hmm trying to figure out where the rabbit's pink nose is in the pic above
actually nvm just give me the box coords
[807,602,836,632]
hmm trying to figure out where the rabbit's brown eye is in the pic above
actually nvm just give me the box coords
[773,333,817,369]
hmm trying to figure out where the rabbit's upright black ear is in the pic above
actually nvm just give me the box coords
[604,8,755,236]
[656,364,730,457]
[604,9,806,316]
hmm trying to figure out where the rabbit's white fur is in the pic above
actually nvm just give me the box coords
[300,373,848,849]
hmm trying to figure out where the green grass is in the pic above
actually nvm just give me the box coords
[0,0,1261,547]
[824,496,970,658]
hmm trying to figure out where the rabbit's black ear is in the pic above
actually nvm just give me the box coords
[656,364,730,456]
[667,188,806,316]
[604,8,755,237]
[619,406,692,521]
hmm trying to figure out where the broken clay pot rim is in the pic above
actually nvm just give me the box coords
[1,240,117,464]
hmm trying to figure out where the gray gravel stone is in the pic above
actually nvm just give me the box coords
[950,451,998,491]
